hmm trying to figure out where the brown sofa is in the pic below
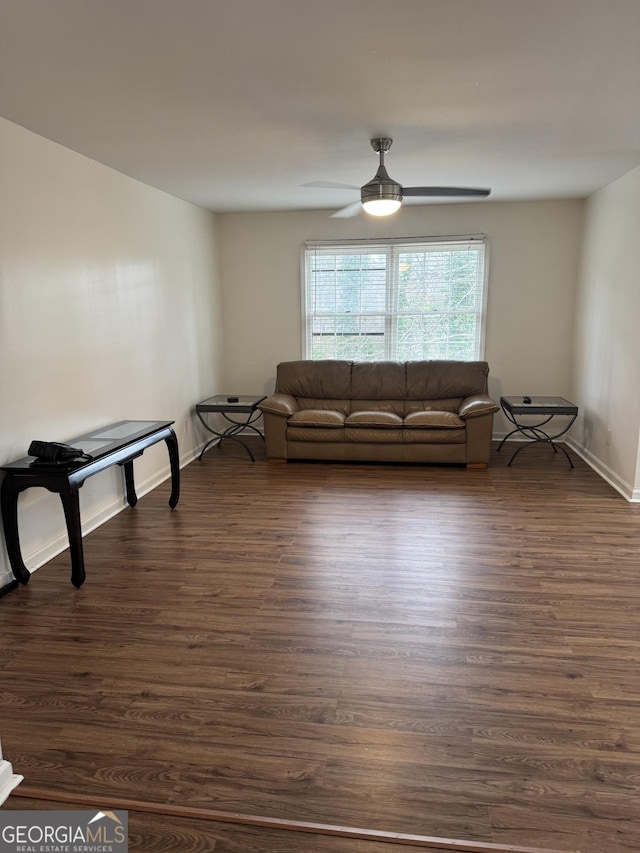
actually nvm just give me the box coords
[258,360,499,467]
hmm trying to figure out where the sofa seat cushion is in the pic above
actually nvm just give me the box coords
[404,428,466,444]
[296,398,350,415]
[404,410,465,429]
[405,398,461,414]
[288,409,345,428]
[288,427,346,442]
[345,428,404,443]
[345,411,404,428]
[350,399,406,417]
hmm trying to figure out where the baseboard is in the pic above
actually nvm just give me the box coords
[565,438,638,501]
[0,579,19,598]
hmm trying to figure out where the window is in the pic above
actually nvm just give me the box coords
[303,236,487,361]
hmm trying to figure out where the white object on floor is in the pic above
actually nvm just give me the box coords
[0,740,23,806]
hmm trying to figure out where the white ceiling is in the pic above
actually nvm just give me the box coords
[1,0,640,214]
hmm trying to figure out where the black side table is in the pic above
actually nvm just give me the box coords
[498,396,579,467]
[196,395,266,461]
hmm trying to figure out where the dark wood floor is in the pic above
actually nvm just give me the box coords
[2,438,640,853]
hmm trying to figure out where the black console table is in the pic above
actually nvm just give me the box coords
[0,420,179,589]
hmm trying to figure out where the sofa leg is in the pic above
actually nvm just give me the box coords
[466,462,488,469]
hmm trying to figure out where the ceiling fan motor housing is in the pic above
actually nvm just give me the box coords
[360,164,403,204]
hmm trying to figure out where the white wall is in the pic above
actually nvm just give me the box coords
[572,165,640,500]
[0,119,223,589]
[217,201,584,418]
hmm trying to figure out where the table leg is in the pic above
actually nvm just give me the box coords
[122,460,138,507]
[197,411,256,461]
[496,427,521,452]
[500,409,577,468]
[59,483,86,589]
[0,477,31,584]
[198,436,220,461]
[220,426,256,461]
[164,430,180,508]
[238,409,266,441]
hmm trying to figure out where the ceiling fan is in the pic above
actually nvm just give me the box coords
[307,138,491,218]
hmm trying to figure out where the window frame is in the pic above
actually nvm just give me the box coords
[301,235,489,362]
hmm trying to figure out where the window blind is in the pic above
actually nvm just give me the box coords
[303,236,487,362]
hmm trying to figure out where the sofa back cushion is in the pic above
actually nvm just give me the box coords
[350,361,406,399]
[276,360,352,414]
[406,360,489,400]
[350,361,407,416]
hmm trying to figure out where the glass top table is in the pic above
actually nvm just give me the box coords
[498,396,578,467]
[195,395,266,462]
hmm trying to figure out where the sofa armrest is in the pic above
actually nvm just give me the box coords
[258,393,299,418]
[259,395,297,461]
[458,394,499,420]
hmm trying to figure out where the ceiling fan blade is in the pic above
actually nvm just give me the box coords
[303,180,359,190]
[403,186,491,198]
[331,201,362,218]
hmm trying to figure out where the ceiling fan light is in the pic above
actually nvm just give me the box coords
[362,198,402,216]
[361,163,402,216]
